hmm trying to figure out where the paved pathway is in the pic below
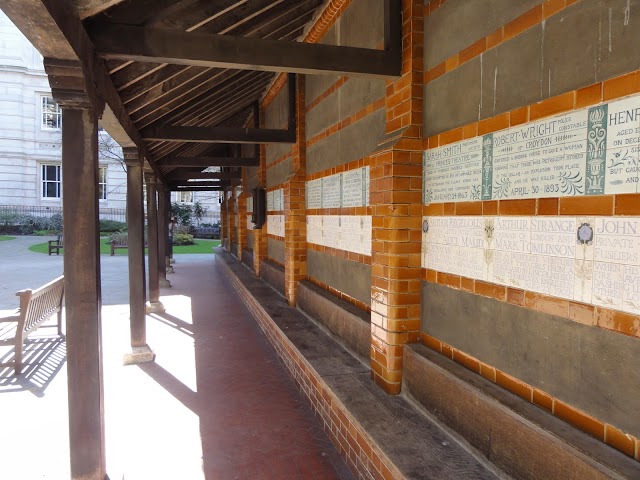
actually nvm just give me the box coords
[0,235,130,308]
[0,237,351,479]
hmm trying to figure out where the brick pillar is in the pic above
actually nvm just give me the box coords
[253,107,268,276]
[370,0,424,394]
[237,172,248,259]
[220,189,228,249]
[228,187,237,256]
[284,75,306,306]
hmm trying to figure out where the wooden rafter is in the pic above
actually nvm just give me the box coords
[158,157,259,167]
[142,126,295,144]
[91,25,401,78]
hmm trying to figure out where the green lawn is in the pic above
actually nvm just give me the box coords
[28,238,220,255]
[0,235,16,241]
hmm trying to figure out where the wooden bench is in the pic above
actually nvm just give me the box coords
[0,275,64,374]
[48,233,63,255]
[109,232,147,255]
[109,233,128,255]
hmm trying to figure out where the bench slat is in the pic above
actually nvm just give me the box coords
[2,276,64,374]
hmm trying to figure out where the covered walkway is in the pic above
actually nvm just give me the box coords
[0,251,350,479]
[1,0,640,477]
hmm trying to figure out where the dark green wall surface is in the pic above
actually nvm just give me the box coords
[421,281,640,438]
[307,249,371,306]
[424,0,640,136]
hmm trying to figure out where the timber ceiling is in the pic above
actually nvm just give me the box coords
[1,0,400,189]
[80,0,327,185]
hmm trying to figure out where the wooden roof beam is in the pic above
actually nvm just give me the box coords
[142,126,295,144]
[170,186,224,192]
[158,156,259,167]
[91,21,401,78]
[170,181,228,187]
[168,171,240,180]
[142,73,296,144]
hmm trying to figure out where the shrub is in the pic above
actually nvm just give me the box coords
[99,219,127,233]
[172,233,194,245]
[0,212,19,226]
[18,215,46,234]
[47,213,63,232]
[175,224,191,235]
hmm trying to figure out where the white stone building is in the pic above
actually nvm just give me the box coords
[0,11,220,223]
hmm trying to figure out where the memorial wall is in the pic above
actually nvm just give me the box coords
[422,93,640,316]
[266,188,285,239]
[305,166,372,256]
[419,0,640,455]
[294,0,383,305]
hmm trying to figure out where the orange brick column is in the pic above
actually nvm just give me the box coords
[370,0,424,394]
[220,188,227,249]
[284,75,307,306]
[253,108,268,276]
[228,187,237,255]
[237,180,247,259]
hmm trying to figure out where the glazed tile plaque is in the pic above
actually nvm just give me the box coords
[306,167,370,209]
[424,95,640,203]
[422,216,640,315]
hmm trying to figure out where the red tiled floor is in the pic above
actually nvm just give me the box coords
[154,256,352,479]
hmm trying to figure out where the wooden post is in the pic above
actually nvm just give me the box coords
[157,185,170,288]
[145,172,164,313]
[60,95,106,480]
[123,148,154,365]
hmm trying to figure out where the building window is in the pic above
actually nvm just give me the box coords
[177,191,193,203]
[41,96,62,129]
[98,166,107,200]
[42,164,61,198]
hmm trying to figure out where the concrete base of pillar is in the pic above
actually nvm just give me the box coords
[170,258,175,264]
[146,301,165,314]
[160,278,171,288]
[123,344,155,365]
[166,266,174,274]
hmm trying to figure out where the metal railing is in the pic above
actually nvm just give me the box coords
[0,205,127,223]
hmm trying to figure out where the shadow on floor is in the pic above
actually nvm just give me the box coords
[0,336,66,397]
[130,258,352,479]
[149,311,194,338]
[138,361,199,414]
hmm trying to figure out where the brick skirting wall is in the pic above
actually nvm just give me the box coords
[217,252,402,480]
